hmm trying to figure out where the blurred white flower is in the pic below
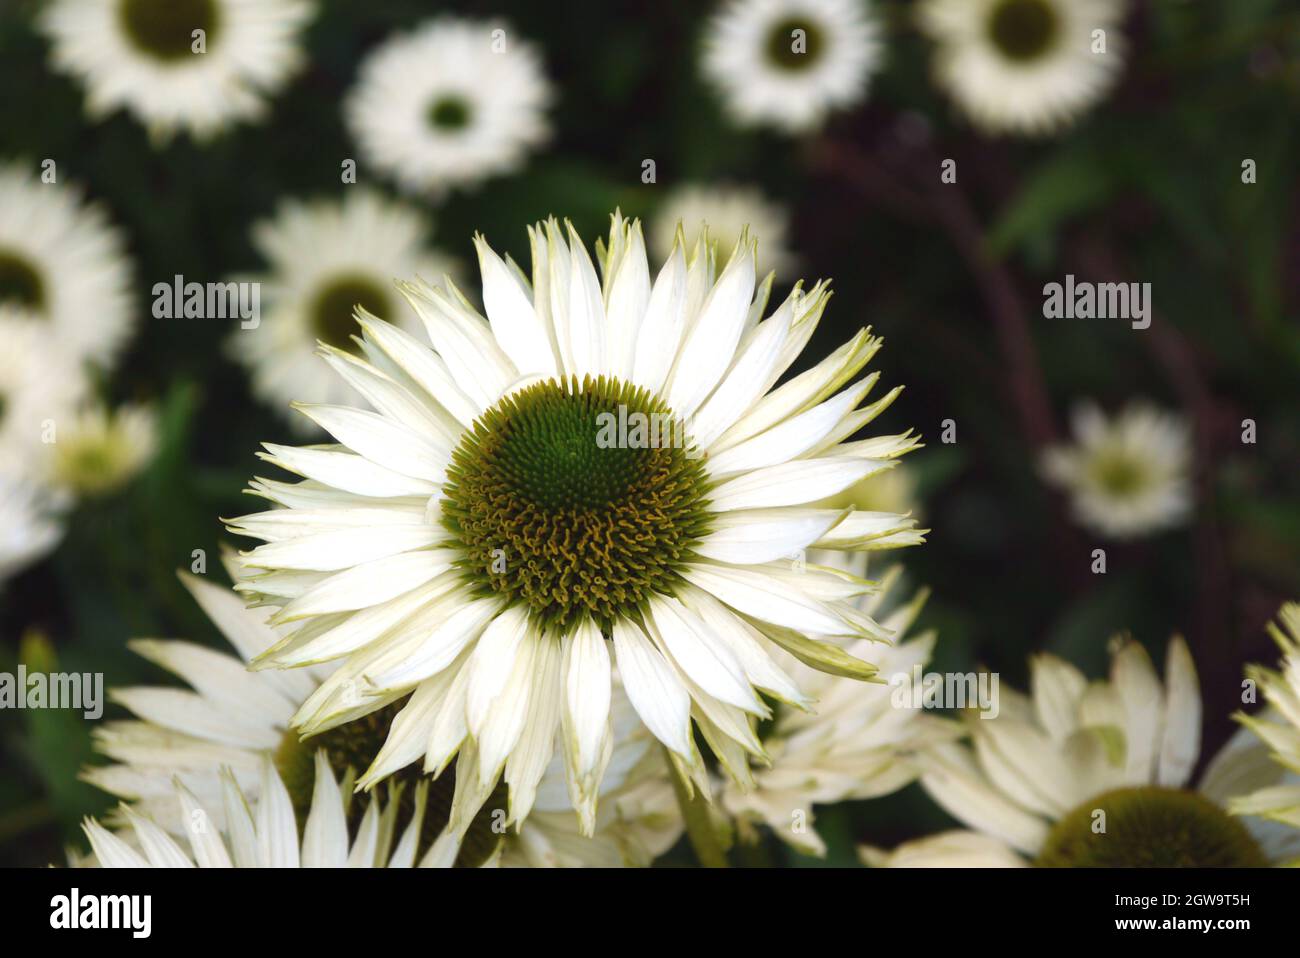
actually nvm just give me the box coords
[50,403,158,498]
[651,184,796,281]
[228,189,457,432]
[918,0,1127,136]
[863,635,1300,866]
[0,475,65,587]
[1041,400,1192,540]
[344,18,552,195]
[84,559,679,867]
[722,560,956,857]
[702,0,883,134]
[0,164,134,369]
[39,0,315,143]
[1232,603,1300,865]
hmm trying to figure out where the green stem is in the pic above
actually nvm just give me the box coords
[664,746,729,868]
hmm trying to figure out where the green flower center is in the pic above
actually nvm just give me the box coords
[1035,786,1268,868]
[118,0,221,62]
[308,275,392,352]
[428,95,473,132]
[0,249,45,311]
[765,18,825,71]
[274,701,506,868]
[441,376,712,635]
[987,0,1059,62]
[1090,452,1147,497]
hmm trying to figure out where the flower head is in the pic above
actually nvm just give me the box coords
[702,0,883,133]
[919,0,1127,136]
[50,403,158,498]
[0,163,134,369]
[1041,400,1192,540]
[229,211,923,836]
[40,0,315,142]
[344,18,552,195]
[864,635,1298,867]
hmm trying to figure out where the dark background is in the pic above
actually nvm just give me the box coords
[1,0,1298,866]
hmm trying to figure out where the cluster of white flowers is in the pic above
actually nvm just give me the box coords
[0,163,157,589]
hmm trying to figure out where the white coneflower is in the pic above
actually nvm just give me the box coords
[918,0,1127,136]
[862,635,1300,867]
[1230,603,1300,865]
[344,18,552,195]
[84,559,680,867]
[229,189,457,432]
[0,475,64,586]
[0,163,134,369]
[721,559,954,856]
[49,403,158,498]
[1040,400,1191,539]
[228,210,924,840]
[39,0,315,143]
[701,0,883,134]
[651,184,796,281]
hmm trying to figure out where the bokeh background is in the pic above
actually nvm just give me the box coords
[1,0,1298,866]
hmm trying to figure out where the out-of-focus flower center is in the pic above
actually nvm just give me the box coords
[118,0,221,62]
[765,18,825,72]
[1035,786,1268,867]
[1090,452,1147,497]
[308,275,392,351]
[274,702,505,867]
[427,95,473,132]
[442,376,713,635]
[987,0,1059,63]
[0,249,45,311]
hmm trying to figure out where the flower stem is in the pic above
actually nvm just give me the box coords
[664,746,729,868]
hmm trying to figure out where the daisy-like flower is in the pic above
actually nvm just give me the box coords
[39,0,315,143]
[651,184,796,282]
[49,403,157,498]
[1230,603,1300,864]
[862,635,1300,867]
[0,163,134,369]
[344,18,552,196]
[85,560,680,867]
[918,0,1127,136]
[701,0,883,134]
[1040,400,1191,540]
[228,211,924,838]
[0,475,64,586]
[229,190,457,431]
[721,558,953,856]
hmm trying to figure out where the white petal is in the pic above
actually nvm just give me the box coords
[475,234,559,379]
[612,619,693,757]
